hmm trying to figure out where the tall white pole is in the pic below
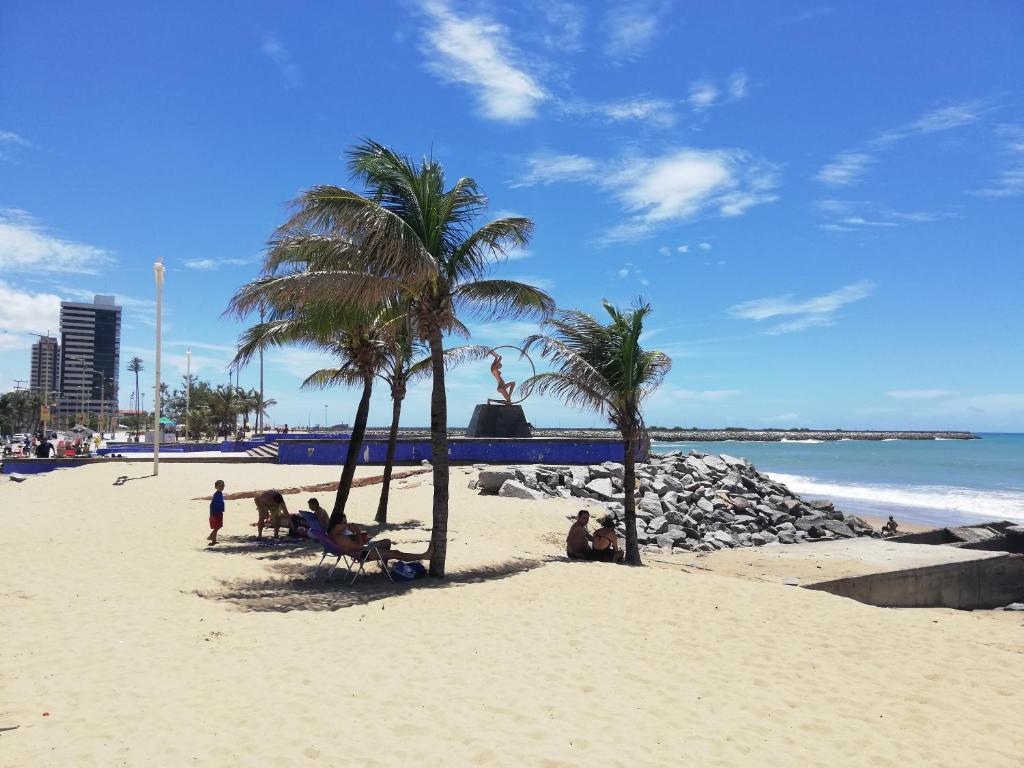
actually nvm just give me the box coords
[185,348,191,446]
[153,257,165,476]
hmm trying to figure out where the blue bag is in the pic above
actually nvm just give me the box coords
[391,562,427,581]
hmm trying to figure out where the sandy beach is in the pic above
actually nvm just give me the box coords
[2,461,1023,767]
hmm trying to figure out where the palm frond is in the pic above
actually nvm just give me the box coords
[452,279,555,321]
[301,366,365,391]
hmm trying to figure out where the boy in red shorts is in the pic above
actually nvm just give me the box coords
[207,480,225,546]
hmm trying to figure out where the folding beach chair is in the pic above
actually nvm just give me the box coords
[300,511,393,585]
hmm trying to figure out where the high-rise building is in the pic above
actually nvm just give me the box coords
[30,335,60,397]
[57,294,122,420]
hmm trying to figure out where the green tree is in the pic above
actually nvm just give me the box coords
[228,139,554,577]
[126,356,144,439]
[522,300,671,565]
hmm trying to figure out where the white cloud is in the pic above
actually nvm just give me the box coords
[420,2,547,122]
[662,387,741,401]
[504,247,532,261]
[536,1,585,53]
[727,71,749,100]
[886,389,957,400]
[676,244,689,253]
[688,81,718,110]
[657,246,671,256]
[183,257,253,271]
[603,2,670,62]
[697,241,712,251]
[972,124,1024,198]
[504,274,554,290]
[776,5,833,25]
[815,199,949,231]
[816,152,874,186]
[728,280,874,334]
[0,279,61,338]
[0,130,33,161]
[562,97,676,127]
[261,33,301,88]
[515,147,778,242]
[0,209,114,274]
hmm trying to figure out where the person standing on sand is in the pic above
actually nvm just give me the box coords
[208,480,225,546]
[254,490,289,539]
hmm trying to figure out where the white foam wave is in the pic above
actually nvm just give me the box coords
[779,438,823,443]
[768,472,1024,523]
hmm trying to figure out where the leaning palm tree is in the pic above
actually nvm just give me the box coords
[521,300,671,566]
[127,356,144,439]
[227,139,554,576]
[233,301,391,526]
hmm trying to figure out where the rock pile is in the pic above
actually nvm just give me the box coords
[472,449,876,552]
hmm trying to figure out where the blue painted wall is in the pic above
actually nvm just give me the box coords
[2,458,93,474]
[277,437,632,465]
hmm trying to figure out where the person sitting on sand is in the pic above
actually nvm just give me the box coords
[592,514,625,563]
[567,510,600,560]
[308,497,331,532]
[881,515,899,536]
[327,511,432,564]
[254,490,289,540]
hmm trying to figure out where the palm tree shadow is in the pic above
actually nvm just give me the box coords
[197,556,559,613]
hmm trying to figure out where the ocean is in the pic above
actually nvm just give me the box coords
[651,433,1024,527]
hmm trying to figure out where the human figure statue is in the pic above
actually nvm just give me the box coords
[488,350,515,405]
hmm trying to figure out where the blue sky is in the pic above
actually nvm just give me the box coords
[2,1,1022,431]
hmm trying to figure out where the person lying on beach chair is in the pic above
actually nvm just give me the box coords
[254,490,289,540]
[327,511,433,564]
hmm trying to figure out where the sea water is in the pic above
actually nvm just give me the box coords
[651,433,1024,527]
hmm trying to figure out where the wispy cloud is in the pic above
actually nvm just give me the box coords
[816,152,874,186]
[183,257,254,271]
[697,241,712,251]
[816,101,984,186]
[514,148,779,243]
[661,387,741,401]
[816,199,949,232]
[776,5,832,26]
[886,389,958,400]
[0,279,61,339]
[503,274,555,290]
[561,96,675,127]
[420,1,547,122]
[688,81,718,110]
[728,280,874,334]
[614,262,649,285]
[972,124,1024,198]
[0,130,33,162]
[687,70,749,111]
[534,1,586,53]
[261,33,301,88]
[0,209,113,274]
[603,1,672,62]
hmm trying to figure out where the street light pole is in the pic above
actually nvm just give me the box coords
[153,257,165,476]
[185,347,191,447]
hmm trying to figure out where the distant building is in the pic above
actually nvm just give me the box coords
[30,335,60,397]
[57,294,122,420]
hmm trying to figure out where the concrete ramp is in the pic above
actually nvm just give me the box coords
[805,553,1024,610]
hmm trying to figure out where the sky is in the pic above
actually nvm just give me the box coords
[1,1,1022,431]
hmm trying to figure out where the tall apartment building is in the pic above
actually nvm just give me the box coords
[30,335,60,397]
[57,294,122,418]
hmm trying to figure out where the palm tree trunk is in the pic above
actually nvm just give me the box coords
[134,371,140,440]
[330,374,373,527]
[374,390,404,525]
[427,326,449,578]
[622,429,643,565]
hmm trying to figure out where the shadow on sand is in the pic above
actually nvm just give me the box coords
[113,474,154,485]
[198,548,559,613]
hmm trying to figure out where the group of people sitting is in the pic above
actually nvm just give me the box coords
[251,490,432,564]
[566,509,625,563]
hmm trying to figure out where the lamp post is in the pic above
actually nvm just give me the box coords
[258,304,265,435]
[324,404,328,433]
[185,348,191,447]
[89,370,105,438]
[153,257,165,476]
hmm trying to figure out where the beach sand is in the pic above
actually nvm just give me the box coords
[2,461,1023,766]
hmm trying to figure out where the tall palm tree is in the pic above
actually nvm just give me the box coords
[233,302,391,526]
[127,356,144,439]
[228,139,554,577]
[209,385,242,436]
[521,300,671,566]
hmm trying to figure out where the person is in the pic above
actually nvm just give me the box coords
[34,438,54,459]
[592,514,625,563]
[308,498,330,532]
[566,510,597,560]
[487,350,515,405]
[208,480,225,546]
[327,511,432,564]
[254,490,289,540]
[881,515,899,536]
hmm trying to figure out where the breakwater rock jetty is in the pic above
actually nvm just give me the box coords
[644,429,978,442]
[473,450,877,553]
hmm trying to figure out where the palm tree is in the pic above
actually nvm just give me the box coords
[228,139,554,576]
[521,300,671,566]
[209,385,242,436]
[233,302,391,526]
[127,356,143,439]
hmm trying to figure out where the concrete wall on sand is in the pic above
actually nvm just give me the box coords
[805,554,1024,610]
[277,437,633,466]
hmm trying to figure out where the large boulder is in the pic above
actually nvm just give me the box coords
[585,477,615,500]
[498,479,547,500]
[478,469,517,493]
[703,455,728,473]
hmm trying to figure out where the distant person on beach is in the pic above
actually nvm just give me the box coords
[254,490,289,539]
[34,438,54,458]
[592,514,625,563]
[327,511,432,564]
[208,480,225,546]
[308,498,330,532]
[566,510,598,560]
[881,515,899,536]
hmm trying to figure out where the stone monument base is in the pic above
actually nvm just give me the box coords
[466,403,532,438]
